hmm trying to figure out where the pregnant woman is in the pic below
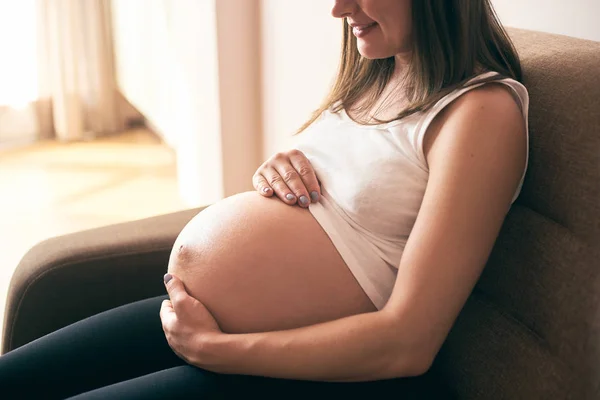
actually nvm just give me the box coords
[0,0,529,398]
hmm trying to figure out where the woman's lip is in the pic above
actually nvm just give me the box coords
[352,22,377,38]
[350,22,376,29]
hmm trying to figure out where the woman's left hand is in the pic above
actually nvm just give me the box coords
[160,274,222,367]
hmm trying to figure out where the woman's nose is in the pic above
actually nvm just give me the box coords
[331,0,357,18]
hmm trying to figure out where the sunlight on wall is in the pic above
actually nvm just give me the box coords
[0,0,38,107]
[111,0,261,207]
[493,0,600,41]
[260,0,342,157]
[111,0,224,206]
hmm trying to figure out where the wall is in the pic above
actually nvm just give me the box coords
[492,0,600,41]
[260,0,342,158]
[216,0,262,197]
[111,0,261,206]
[111,0,343,199]
[111,0,179,147]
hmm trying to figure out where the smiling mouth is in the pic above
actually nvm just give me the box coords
[352,22,378,37]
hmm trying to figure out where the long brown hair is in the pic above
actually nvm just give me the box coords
[297,0,522,133]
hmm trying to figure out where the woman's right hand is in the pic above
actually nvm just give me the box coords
[253,149,321,208]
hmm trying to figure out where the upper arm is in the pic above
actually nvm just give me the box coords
[383,84,527,373]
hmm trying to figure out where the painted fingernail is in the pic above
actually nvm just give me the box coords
[310,191,319,202]
[164,273,173,284]
[262,187,271,193]
[299,195,309,206]
[286,193,296,201]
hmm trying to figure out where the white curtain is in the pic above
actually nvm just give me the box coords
[0,0,125,144]
[37,0,125,141]
[0,0,38,145]
[110,0,261,206]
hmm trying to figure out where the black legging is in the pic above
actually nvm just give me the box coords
[0,295,445,399]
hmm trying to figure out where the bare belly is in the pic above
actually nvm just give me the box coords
[167,191,376,334]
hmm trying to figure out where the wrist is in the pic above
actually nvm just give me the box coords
[194,332,243,374]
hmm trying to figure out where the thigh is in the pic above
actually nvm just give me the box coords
[0,295,183,400]
[66,365,224,400]
[67,367,444,400]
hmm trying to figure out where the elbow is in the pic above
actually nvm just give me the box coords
[404,353,434,377]
[388,352,432,378]
[384,342,435,379]
[377,311,437,379]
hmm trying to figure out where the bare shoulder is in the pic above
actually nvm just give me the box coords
[452,81,524,127]
[423,82,526,168]
[447,81,523,116]
[424,80,528,217]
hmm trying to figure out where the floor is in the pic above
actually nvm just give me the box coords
[0,129,188,348]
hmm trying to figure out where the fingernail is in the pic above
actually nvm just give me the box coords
[286,193,296,201]
[299,195,309,206]
[310,191,319,202]
[164,273,173,284]
[262,187,271,193]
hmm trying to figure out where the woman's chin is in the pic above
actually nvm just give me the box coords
[357,45,393,60]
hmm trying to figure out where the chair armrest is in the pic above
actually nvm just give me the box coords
[1,207,204,354]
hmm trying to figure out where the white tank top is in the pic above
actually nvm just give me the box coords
[292,71,530,310]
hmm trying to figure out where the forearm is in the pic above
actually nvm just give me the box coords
[201,310,424,382]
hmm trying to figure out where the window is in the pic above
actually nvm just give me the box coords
[0,0,38,107]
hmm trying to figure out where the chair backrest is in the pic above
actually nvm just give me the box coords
[431,28,600,399]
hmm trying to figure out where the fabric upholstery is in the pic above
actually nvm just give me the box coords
[430,28,600,399]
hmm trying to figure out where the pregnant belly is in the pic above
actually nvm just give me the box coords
[167,191,376,334]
